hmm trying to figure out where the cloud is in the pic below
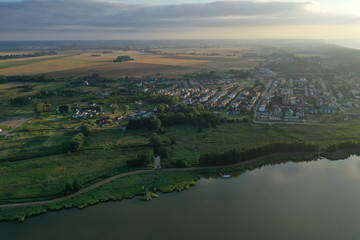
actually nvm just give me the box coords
[0,0,358,39]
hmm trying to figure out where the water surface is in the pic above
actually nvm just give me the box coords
[1,156,360,240]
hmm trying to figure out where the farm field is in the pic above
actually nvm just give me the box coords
[0,49,263,78]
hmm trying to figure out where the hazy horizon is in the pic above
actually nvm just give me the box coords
[0,0,359,41]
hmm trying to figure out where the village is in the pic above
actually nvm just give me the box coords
[122,67,360,124]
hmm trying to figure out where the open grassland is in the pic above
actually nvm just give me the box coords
[164,122,360,164]
[0,105,34,118]
[0,128,150,203]
[0,142,151,204]
[0,82,59,104]
[14,114,82,132]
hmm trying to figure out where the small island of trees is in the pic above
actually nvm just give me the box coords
[113,55,133,62]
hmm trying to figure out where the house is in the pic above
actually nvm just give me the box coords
[296,110,305,118]
[308,108,318,114]
[285,109,293,117]
[273,107,282,117]
[135,100,143,105]
[88,102,96,107]
[258,103,266,112]
[81,81,89,86]
[283,95,290,104]
[321,105,335,114]
[343,101,352,107]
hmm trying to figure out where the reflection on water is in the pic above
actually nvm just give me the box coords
[1,156,360,240]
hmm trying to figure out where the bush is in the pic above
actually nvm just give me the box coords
[159,147,170,159]
[127,151,152,167]
[171,159,191,168]
[63,179,83,194]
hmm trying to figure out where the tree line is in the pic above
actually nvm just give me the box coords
[127,103,236,130]
[199,141,321,166]
[0,51,57,60]
[146,93,180,105]
[326,141,360,152]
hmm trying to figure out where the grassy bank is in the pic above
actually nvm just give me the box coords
[0,171,199,222]
[1,150,359,222]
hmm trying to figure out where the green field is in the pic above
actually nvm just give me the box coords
[0,55,71,70]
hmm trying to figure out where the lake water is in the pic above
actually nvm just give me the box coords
[1,156,360,240]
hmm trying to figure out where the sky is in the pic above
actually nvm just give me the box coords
[0,0,359,41]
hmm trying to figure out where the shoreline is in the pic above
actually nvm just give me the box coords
[0,149,358,222]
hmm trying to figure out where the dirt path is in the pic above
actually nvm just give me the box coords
[0,152,316,209]
[0,117,34,136]
[0,169,152,209]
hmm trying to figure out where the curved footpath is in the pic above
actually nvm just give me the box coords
[0,152,316,209]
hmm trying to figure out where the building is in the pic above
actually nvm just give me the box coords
[285,109,293,117]
[283,95,290,104]
[321,105,335,114]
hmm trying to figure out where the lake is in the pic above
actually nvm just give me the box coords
[1,156,360,240]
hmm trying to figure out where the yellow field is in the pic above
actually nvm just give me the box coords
[0,58,103,75]
[0,83,26,90]
[0,48,263,77]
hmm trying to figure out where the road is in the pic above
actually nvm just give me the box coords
[327,83,346,113]
[253,79,273,120]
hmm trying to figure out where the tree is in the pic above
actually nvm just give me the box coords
[64,179,83,194]
[11,96,31,105]
[34,102,52,114]
[81,120,95,136]
[94,105,102,113]
[70,133,85,152]
[156,104,165,113]
[59,104,71,113]
[112,104,119,114]
[113,56,133,62]
[91,73,100,79]
[170,136,177,161]
[123,105,129,114]
[150,134,162,156]
[149,116,162,130]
